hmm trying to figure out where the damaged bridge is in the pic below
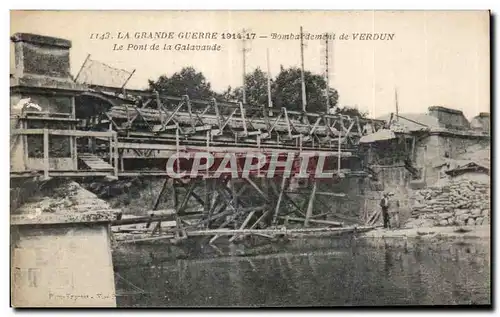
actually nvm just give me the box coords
[10,32,386,245]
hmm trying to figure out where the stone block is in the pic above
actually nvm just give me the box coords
[472,208,482,217]
[475,217,484,225]
[438,212,453,220]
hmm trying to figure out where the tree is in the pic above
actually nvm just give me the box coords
[218,86,237,102]
[272,67,339,113]
[221,68,269,106]
[338,106,368,118]
[242,68,269,107]
[223,66,340,113]
[148,67,215,100]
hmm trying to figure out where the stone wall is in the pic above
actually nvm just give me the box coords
[428,106,470,130]
[413,135,490,186]
[405,178,490,228]
[362,166,413,225]
[11,225,116,307]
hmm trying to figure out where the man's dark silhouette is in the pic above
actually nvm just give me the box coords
[380,193,391,229]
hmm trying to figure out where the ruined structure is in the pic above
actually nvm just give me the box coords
[10,32,388,246]
[10,33,116,307]
[361,106,490,226]
[10,31,491,260]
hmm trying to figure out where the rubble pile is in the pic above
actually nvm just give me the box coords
[14,180,114,222]
[84,177,173,215]
[405,179,490,228]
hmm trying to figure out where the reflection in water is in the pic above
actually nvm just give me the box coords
[115,245,491,307]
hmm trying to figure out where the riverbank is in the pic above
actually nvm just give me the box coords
[112,224,490,269]
[357,224,490,257]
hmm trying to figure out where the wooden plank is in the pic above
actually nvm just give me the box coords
[118,225,375,243]
[239,102,248,136]
[304,180,318,227]
[43,129,49,180]
[285,191,346,197]
[178,180,198,214]
[209,205,265,244]
[108,122,113,170]
[367,209,381,226]
[243,177,269,201]
[113,133,119,177]
[188,225,375,237]
[47,171,111,177]
[119,132,355,154]
[281,192,306,217]
[152,178,170,210]
[72,125,78,169]
[249,210,270,230]
[13,129,114,138]
[21,116,80,122]
[278,216,342,227]
[314,191,347,197]
[272,177,288,224]
[111,211,176,226]
[229,210,257,243]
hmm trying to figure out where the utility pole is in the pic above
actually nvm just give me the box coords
[241,28,250,104]
[323,33,331,113]
[300,26,307,112]
[266,48,273,116]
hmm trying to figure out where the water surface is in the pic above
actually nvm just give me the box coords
[115,242,491,307]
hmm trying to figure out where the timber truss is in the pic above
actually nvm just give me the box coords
[83,85,386,154]
[117,175,357,244]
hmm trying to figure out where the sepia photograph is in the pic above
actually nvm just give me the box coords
[9,10,491,308]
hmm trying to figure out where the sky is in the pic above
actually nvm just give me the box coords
[10,10,490,119]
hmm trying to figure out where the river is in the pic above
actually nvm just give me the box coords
[114,240,491,307]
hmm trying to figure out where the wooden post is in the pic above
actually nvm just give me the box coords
[120,150,124,172]
[73,54,90,83]
[153,178,170,211]
[108,122,113,166]
[113,133,119,177]
[121,69,136,91]
[43,128,49,179]
[70,96,77,170]
[304,180,317,227]
[172,180,179,213]
[411,135,416,161]
[21,120,27,170]
[272,176,287,225]
[239,102,248,136]
[173,180,181,239]
[300,26,307,112]
[230,179,238,229]
[69,128,75,170]
[204,178,212,228]
[338,125,341,173]
[229,210,256,243]
[149,178,170,233]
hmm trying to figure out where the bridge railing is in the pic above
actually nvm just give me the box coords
[85,85,386,152]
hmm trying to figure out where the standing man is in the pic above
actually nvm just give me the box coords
[380,193,391,229]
